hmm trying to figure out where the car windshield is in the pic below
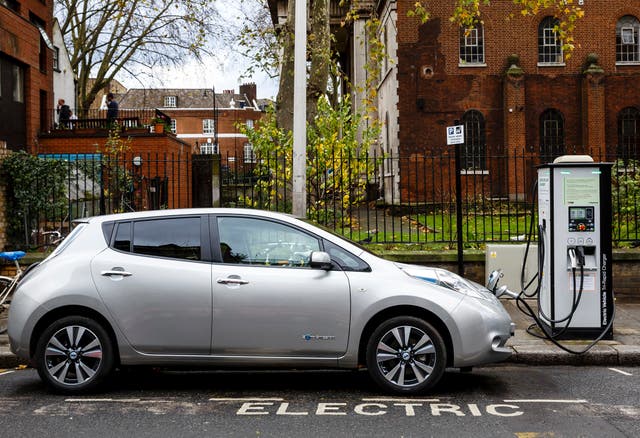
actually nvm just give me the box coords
[301,219,375,256]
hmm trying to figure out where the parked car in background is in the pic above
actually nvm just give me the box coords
[8,209,514,394]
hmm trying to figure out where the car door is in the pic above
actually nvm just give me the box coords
[212,215,351,357]
[91,216,212,355]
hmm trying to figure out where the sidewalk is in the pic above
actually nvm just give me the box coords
[1,300,639,369]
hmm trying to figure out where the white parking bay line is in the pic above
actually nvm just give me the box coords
[209,397,284,402]
[504,399,588,404]
[609,368,633,376]
[65,398,141,403]
[361,398,441,403]
[0,370,15,377]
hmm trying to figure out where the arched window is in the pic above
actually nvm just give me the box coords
[538,17,563,64]
[618,107,640,161]
[459,25,485,65]
[540,109,565,160]
[616,16,640,64]
[462,110,486,170]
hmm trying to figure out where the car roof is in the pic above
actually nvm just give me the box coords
[83,208,299,224]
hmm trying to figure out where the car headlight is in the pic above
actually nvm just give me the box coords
[400,266,494,302]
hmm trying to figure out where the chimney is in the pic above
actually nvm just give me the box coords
[239,83,257,103]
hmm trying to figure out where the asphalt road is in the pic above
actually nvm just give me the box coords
[0,365,638,437]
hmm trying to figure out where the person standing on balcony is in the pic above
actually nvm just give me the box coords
[57,99,71,129]
[106,92,119,128]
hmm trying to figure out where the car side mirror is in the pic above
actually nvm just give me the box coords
[309,251,332,270]
[486,269,503,293]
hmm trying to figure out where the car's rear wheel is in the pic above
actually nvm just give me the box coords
[35,316,114,393]
[366,316,446,394]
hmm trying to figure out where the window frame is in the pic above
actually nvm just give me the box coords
[461,109,487,171]
[616,16,640,64]
[164,95,177,108]
[243,143,256,163]
[538,17,564,66]
[53,46,60,71]
[617,107,640,162]
[202,118,215,134]
[539,109,566,160]
[459,25,485,66]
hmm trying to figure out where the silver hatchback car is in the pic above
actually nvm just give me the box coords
[8,209,514,394]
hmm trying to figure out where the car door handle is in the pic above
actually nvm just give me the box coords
[101,270,132,277]
[216,278,249,285]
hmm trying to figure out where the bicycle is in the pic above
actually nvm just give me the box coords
[0,251,27,334]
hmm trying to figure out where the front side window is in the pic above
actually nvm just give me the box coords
[616,16,640,63]
[462,110,486,170]
[459,25,484,65]
[203,119,215,134]
[540,109,565,160]
[217,217,320,267]
[170,119,177,134]
[124,217,201,260]
[618,107,640,161]
[538,17,563,64]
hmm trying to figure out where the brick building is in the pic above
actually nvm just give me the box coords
[375,0,640,202]
[115,84,269,164]
[0,0,54,151]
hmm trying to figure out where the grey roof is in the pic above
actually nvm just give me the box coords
[115,88,265,110]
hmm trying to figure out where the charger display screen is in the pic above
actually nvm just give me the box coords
[568,206,594,232]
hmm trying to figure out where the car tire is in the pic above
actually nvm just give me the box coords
[35,316,115,394]
[366,316,446,394]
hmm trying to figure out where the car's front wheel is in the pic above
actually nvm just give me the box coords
[35,316,115,393]
[366,316,446,394]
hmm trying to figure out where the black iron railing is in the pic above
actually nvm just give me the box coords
[2,147,638,248]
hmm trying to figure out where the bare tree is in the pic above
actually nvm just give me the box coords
[55,0,222,111]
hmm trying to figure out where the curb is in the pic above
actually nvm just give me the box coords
[505,345,640,366]
[2,347,639,371]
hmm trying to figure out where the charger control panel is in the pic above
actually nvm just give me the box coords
[568,206,595,232]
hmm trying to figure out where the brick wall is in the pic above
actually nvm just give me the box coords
[37,132,194,209]
[0,0,54,152]
[393,0,640,201]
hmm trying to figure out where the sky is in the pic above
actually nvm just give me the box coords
[118,1,279,100]
[126,56,279,100]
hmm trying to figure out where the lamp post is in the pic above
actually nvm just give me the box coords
[212,84,218,153]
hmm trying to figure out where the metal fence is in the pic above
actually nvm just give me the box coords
[2,148,639,249]
[220,146,639,246]
[45,108,170,132]
[3,152,192,249]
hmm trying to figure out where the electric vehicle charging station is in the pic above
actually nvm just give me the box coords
[537,156,614,339]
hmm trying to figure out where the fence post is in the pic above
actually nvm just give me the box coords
[0,142,11,251]
[211,154,221,207]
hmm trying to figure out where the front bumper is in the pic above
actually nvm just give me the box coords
[449,295,515,367]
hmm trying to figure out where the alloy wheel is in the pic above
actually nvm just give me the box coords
[43,325,103,386]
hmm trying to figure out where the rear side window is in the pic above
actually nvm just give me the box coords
[111,218,202,261]
[132,217,201,260]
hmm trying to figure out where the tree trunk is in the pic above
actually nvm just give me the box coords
[307,0,330,124]
[276,0,296,132]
